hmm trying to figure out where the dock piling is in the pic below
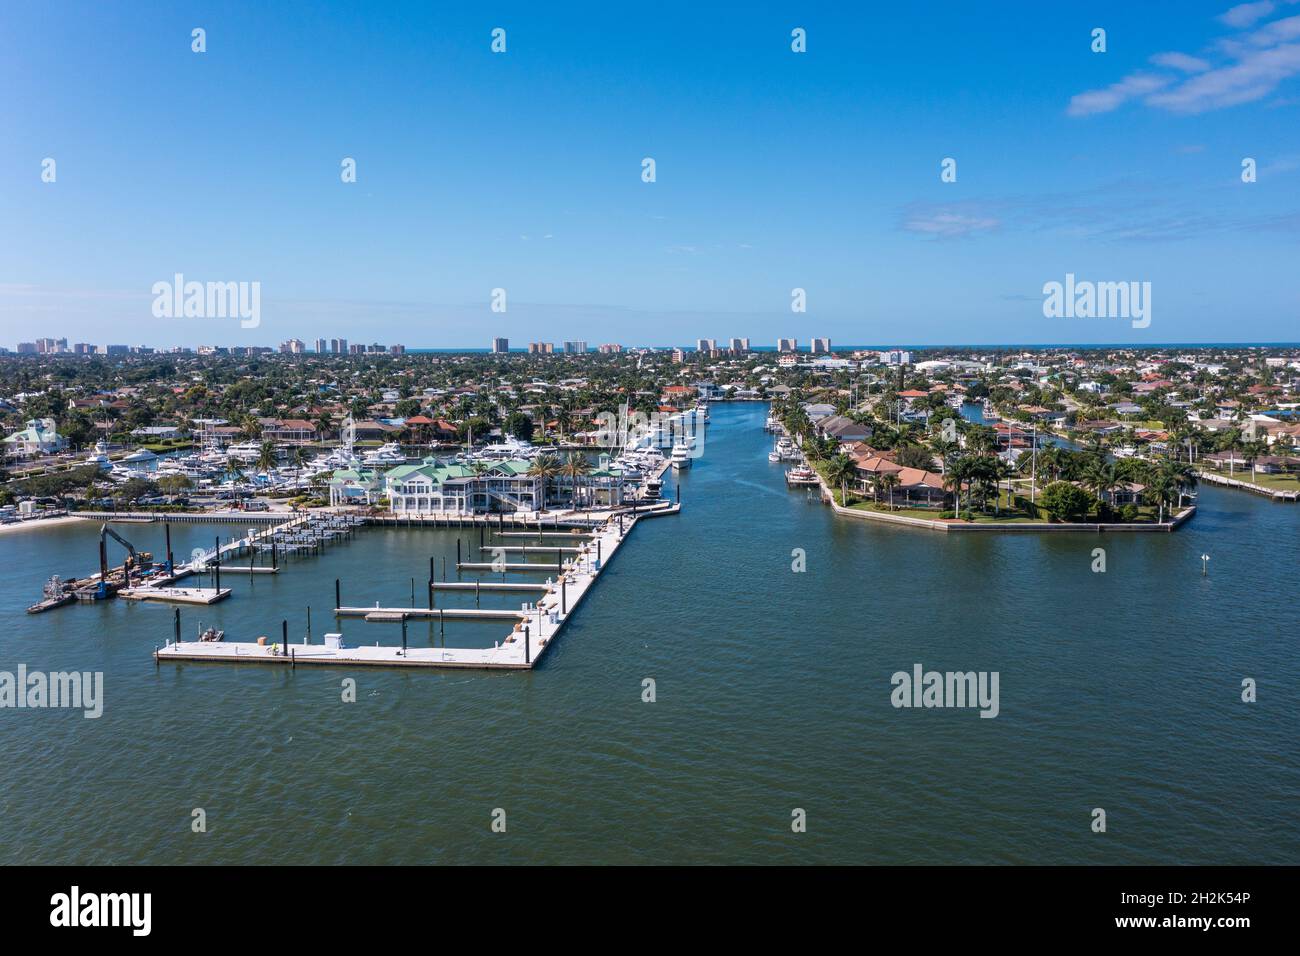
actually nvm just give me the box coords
[173,607,180,644]
[335,578,341,612]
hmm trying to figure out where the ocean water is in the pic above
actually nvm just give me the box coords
[0,402,1296,864]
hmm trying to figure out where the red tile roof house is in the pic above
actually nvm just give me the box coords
[848,449,951,508]
[261,419,317,444]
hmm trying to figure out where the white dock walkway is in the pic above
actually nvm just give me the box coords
[155,513,641,670]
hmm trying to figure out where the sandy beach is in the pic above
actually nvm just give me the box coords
[0,515,86,536]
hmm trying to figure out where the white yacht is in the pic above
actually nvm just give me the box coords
[225,440,264,463]
[670,443,693,470]
[362,442,407,466]
[85,441,112,471]
[473,436,537,461]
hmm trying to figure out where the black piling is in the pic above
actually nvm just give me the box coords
[335,577,341,611]
[173,607,180,643]
[213,536,221,594]
[306,606,312,643]
[401,615,407,654]
[165,522,173,571]
[561,577,567,615]
[428,557,434,610]
[524,623,530,665]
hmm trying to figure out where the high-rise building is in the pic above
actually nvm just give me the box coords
[528,342,555,354]
[280,339,306,354]
[777,338,798,353]
[16,342,37,353]
[597,343,622,353]
[729,337,749,352]
[696,338,716,353]
[492,337,509,354]
[331,338,348,354]
[389,344,405,355]
[563,341,587,354]
[879,349,912,365]
[314,338,328,354]
[811,337,831,354]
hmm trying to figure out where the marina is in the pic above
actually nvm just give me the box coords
[2,401,1298,865]
[155,513,639,670]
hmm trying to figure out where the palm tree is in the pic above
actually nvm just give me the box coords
[256,440,277,474]
[1241,439,1268,483]
[528,452,561,510]
[1084,459,1119,517]
[825,453,857,505]
[290,446,307,487]
[878,472,901,510]
[560,451,591,510]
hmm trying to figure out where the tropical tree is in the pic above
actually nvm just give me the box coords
[256,440,277,474]
[561,451,591,510]
[528,452,561,509]
[825,453,857,505]
[878,472,901,510]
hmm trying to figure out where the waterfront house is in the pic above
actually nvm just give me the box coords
[814,414,873,444]
[385,458,544,514]
[261,419,318,444]
[2,418,67,459]
[327,465,383,506]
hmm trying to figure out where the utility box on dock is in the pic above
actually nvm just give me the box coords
[324,633,344,649]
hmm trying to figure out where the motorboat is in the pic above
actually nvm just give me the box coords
[670,443,693,469]
[225,440,265,463]
[85,441,112,471]
[786,465,819,487]
[361,442,407,466]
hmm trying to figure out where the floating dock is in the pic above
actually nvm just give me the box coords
[120,586,232,605]
[155,514,639,670]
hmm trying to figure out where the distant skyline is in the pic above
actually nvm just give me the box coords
[4,1,1299,347]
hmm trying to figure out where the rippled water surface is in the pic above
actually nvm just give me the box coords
[1,402,1296,864]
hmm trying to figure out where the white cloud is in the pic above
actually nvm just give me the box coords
[1067,73,1170,116]
[1070,10,1300,115]
[901,209,999,238]
[1150,51,1211,72]
[1220,2,1277,29]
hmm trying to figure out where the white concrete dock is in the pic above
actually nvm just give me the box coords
[155,513,640,670]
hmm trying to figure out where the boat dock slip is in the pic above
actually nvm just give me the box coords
[156,512,648,671]
[480,545,583,554]
[456,561,562,572]
[495,531,594,539]
[430,581,549,592]
[337,606,526,622]
[120,586,232,605]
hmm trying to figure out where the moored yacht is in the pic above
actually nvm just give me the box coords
[362,442,407,466]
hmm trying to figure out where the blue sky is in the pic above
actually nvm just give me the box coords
[2,0,1298,348]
